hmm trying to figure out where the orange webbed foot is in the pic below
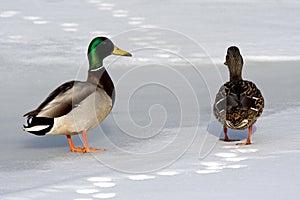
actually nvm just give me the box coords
[67,134,106,153]
[70,147,86,152]
[84,148,106,153]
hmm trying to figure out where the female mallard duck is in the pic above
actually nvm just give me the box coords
[213,46,264,145]
[23,37,132,152]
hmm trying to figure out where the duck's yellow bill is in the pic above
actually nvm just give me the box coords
[113,46,132,57]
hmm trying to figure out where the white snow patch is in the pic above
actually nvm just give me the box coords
[141,24,158,28]
[246,55,300,62]
[100,3,114,7]
[87,177,113,182]
[62,28,78,32]
[61,23,79,27]
[205,166,225,170]
[130,17,145,21]
[223,157,248,162]
[113,10,128,18]
[128,21,143,25]
[200,161,224,167]
[40,188,60,193]
[33,20,48,25]
[225,164,248,169]
[76,189,99,194]
[93,193,116,199]
[215,152,238,158]
[195,169,221,174]
[222,145,240,149]
[231,149,258,153]
[97,7,112,11]
[128,174,156,181]
[23,16,41,21]
[8,35,23,40]
[94,182,116,188]
[98,3,114,10]
[0,10,18,18]
[156,171,180,176]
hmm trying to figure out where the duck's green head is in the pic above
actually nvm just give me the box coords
[87,37,132,70]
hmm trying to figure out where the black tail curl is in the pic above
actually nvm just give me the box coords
[23,116,54,136]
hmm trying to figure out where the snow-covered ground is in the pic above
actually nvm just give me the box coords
[1,0,300,199]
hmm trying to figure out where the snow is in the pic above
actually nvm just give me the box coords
[1,0,300,199]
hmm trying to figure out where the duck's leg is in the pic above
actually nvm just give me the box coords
[220,125,239,142]
[220,125,234,142]
[223,126,229,141]
[81,130,105,153]
[237,125,252,145]
[66,135,85,152]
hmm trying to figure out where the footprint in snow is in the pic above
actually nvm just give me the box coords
[128,17,144,26]
[94,182,116,188]
[196,169,222,174]
[87,177,116,188]
[196,154,248,174]
[84,177,117,199]
[61,23,79,32]
[231,148,258,153]
[87,177,113,182]
[112,10,128,18]
[23,16,41,21]
[0,10,18,18]
[76,188,99,194]
[33,20,48,25]
[128,174,156,181]
[7,35,24,43]
[23,16,49,25]
[156,170,180,176]
[215,152,248,162]
[98,3,115,11]
[93,193,116,199]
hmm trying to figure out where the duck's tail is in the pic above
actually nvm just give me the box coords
[23,116,54,136]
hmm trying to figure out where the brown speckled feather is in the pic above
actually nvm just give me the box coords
[214,80,264,130]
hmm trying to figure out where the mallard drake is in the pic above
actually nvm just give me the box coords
[23,37,132,152]
[213,46,264,145]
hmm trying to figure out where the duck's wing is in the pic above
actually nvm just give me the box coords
[24,81,98,118]
[240,81,264,115]
[214,80,264,119]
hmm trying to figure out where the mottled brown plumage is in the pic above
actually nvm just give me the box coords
[213,46,264,145]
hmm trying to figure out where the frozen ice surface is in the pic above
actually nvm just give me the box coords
[1,0,300,199]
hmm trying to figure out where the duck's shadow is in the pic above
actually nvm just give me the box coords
[207,120,257,141]
[23,135,69,149]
